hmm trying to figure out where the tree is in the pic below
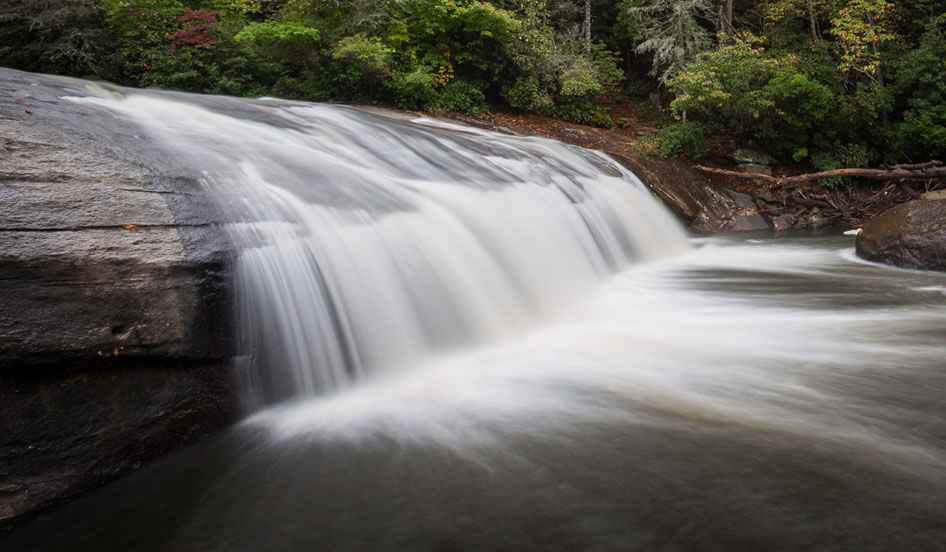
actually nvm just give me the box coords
[625,0,714,84]
[0,0,114,77]
[830,0,896,85]
[765,0,827,41]
[806,0,819,38]
[720,0,733,35]
[585,0,592,54]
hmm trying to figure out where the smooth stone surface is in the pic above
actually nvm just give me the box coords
[855,199,946,272]
[611,153,757,234]
[0,67,236,530]
[725,211,771,232]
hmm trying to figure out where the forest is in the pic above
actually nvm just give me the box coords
[2,1,945,171]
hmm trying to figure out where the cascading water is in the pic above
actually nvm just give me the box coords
[9,86,946,551]
[70,90,688,404]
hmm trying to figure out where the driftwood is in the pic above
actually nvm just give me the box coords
[694,160,946,188]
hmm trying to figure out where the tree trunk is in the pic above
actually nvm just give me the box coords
[806,0,819,39]
[584,0,592,55]
[725,0,733,34]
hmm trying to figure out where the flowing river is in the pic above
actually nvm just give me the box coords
[7,89,946,551]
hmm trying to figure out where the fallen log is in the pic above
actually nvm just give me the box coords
[888,160,943,171]
[694,162,946,188]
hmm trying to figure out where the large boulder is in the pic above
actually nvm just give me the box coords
[855,199,946,271]
[0,68,236,529]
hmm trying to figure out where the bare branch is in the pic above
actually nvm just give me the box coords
[694,163,946,188]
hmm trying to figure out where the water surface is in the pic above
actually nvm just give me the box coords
[9,236,946,551]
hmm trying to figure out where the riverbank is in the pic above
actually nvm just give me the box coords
[440,108,932,234]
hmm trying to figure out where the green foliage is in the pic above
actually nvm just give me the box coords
[559,58,601,97]
[389,66,437,110]
[554,100,612,127]
[331,34,392,76]
[654,121,707,158]
[98,1,197,88]
[385,0,518,85]
[888,18,946,161]
[624,0,714,84]
[501,14,621,125]
[0,0,114,77]
[829,0,897,80]
[234,20,320,57]
[590,43,625,91]
[433,79,490,114]
[753,69,836,158]
[668,32,836,159]
[502,76,553,112]
[623,74,653,102]
[3,0,943,169]
[331,34,395,99]
[811,143,870,188]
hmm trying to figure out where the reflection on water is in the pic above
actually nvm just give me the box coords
[7,236,946,551]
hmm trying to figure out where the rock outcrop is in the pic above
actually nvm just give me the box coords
[855,199,946,271]
[0,68,236,530]
[612,153,770,234]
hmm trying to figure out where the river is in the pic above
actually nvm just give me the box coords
[6,89,946,551]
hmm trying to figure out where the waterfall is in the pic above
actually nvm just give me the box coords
[72,91,688,404]
[18,83,946,552]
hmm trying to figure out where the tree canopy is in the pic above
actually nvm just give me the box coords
[2,0,945,169]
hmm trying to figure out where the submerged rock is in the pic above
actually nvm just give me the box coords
[0,68,236,529]
[855,199,946,272]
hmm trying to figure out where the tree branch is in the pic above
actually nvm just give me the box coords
[694,162,946,188]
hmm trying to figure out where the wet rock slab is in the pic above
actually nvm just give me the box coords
[0,68,235,530]
[612,153,771,234]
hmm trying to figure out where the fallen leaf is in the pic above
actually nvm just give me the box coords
[25,109,32,114]
[123,224,141,231]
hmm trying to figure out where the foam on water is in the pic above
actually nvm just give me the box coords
[70,90,688,404]
[12,85,942,552]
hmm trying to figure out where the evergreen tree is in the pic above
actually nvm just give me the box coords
[0,0,113,77]
[625,0,714,84]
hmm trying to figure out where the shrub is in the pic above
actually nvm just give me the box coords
[433,79,490,114]
[811,144,870,188]
[502,76,553,112]
[330,34,394,98]
[636,135,661,156]
[389,66,437,110]
[553,100,613,127]
[331,34,393,76]
[654,121,708,159]
[233,20,320,61]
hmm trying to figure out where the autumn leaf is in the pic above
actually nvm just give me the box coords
[123,224,141,231]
